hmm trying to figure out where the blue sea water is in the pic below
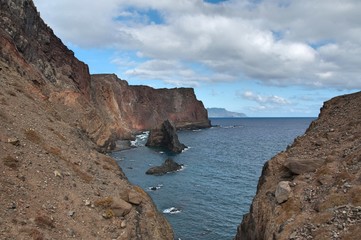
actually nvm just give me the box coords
[112,118,314,240]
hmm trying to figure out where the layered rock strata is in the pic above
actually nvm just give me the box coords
[235,92,361,240]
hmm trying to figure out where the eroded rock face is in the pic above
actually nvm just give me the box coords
[146,120,186,153]
[235,92,361,240]
[0,0,91,95]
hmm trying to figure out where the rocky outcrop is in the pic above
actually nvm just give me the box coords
[235,91,361,240]
[146,120,186,153]
[146,158,183,175]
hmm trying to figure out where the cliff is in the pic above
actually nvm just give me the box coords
[0,1,209,151]
[90,74,210,142]
[235,92,361,239]
[0,0,208,239]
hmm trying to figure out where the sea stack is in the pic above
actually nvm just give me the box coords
[146,120,187,153]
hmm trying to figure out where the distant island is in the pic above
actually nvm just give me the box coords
[207,108,247,118]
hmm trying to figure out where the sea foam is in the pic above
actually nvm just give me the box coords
[163,207,181,214]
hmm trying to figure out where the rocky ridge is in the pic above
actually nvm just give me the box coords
[0,0,210,239]
[235,92,361,240]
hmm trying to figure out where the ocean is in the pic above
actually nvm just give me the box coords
[112,117,314,240]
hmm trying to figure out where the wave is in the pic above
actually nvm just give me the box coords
[177,165,186,172]
[222,125,242,129]
[148,184,163,191]
[182,146,191,153]
[130,131,149,147]
[163,207,181,214]
[192,129,202,132]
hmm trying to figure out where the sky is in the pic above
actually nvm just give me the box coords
[33,0,361,117]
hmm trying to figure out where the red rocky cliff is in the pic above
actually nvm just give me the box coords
[0,1,210,151]
[91,74,210,134]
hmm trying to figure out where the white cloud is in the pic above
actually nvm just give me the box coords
[33,0,361,89]
[125,59,208,87]
[241,91,291,105]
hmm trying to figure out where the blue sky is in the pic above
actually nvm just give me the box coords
[34,0,360,117]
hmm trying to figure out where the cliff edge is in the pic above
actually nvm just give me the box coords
[0,0,209,239]
[235,92,361,239]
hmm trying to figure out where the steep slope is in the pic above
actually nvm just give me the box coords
[0,63,173,239]
[235,92,361,240]
[0,0,209,239]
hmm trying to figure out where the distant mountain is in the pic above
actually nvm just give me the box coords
[207,108,247,118]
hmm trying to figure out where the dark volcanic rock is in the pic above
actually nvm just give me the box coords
[146,120,186,153]
[146,159,183,175]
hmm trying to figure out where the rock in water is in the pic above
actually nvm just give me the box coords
[146,159,183,175]
[146,120,186,153]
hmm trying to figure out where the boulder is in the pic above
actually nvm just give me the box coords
[110,198,132,217]
[275,181,292,204]
[128,189,143,205]
[146,158,183,175]
[284,157,325,175]
[146,120,186,153]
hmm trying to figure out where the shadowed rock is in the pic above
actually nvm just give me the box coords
[146,120,186,153]
[146,159,183,175]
